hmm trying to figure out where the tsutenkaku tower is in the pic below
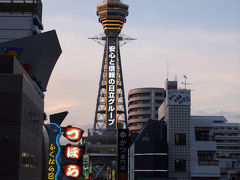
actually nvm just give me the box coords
[93,0,128,130]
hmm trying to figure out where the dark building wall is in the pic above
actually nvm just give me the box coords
[19,75,44,180]
[0,75,22,180]
[130,120,168,180]
[0,66,44,180]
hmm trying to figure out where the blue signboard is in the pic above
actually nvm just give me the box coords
[48,123,62,180]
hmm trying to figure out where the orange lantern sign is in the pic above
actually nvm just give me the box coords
[64,145,82,160]
[63,164,82,179]
[64,127,83,142]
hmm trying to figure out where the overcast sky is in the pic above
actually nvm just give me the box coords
[42,0,240,130]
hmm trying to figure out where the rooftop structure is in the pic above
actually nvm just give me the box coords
[0,30,62,91]
[0,0,43,43]
[0,0,42,20]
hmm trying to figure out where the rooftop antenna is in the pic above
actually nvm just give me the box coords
[182,75,193,89]
[174,74,177,82]
[166,60,169,80]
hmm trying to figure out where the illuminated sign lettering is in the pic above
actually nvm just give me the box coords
[64,127,84,142]
[63,164,82,179]
[48,123,61,180]
[106,37,118,129]
[64,145,82,160]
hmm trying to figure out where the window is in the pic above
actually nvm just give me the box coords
[175,159,186,171]
[156,92,164,97]
[195,128,210,141]
[198,151,218,166]
[175,133,186,145]
[155,100,163,104]
[198,151,214,161]
[21,152,38,168]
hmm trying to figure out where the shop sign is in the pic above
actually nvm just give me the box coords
[64,127,84,142]
[63,164,82,179]
[64,145,82,160]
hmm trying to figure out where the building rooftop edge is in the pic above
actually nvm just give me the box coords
[129,87,165,92]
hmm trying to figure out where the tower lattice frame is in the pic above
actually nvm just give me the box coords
[93,0,129,130]
[93,38,127,130]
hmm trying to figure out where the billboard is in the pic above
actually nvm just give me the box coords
[167,89,191,106]
[106,37,118,129]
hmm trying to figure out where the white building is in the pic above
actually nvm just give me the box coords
[158,80,220,180]
[159,81,193,180]
[190,116,220,179]
[198,116,240,179]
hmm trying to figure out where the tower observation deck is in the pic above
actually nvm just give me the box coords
[97,0,128,37]
[94,0,128,130]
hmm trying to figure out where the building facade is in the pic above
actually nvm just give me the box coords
[158,80,220,180]
[128,88,165,133]
[194,116,240,179]
[0,57,44,180]
[164,88,192,180]
[190,116,220,179]
[0,1,62,178]
[129,120,168,180]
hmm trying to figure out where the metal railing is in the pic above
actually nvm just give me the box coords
[0,0,40,3]
[196,135,215,141]
[199,160,219,166]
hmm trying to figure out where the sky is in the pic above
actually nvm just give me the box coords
[42,0,240,130]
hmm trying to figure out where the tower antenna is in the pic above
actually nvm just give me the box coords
[167,60,169,80]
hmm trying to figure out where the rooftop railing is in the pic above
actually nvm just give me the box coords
[0,0,42,20]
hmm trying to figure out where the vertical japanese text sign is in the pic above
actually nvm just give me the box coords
[106,37,118,129]
[83,154,90,179]
[48,123,62,180]
[63,127,84,179]
[117,129,129,180]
